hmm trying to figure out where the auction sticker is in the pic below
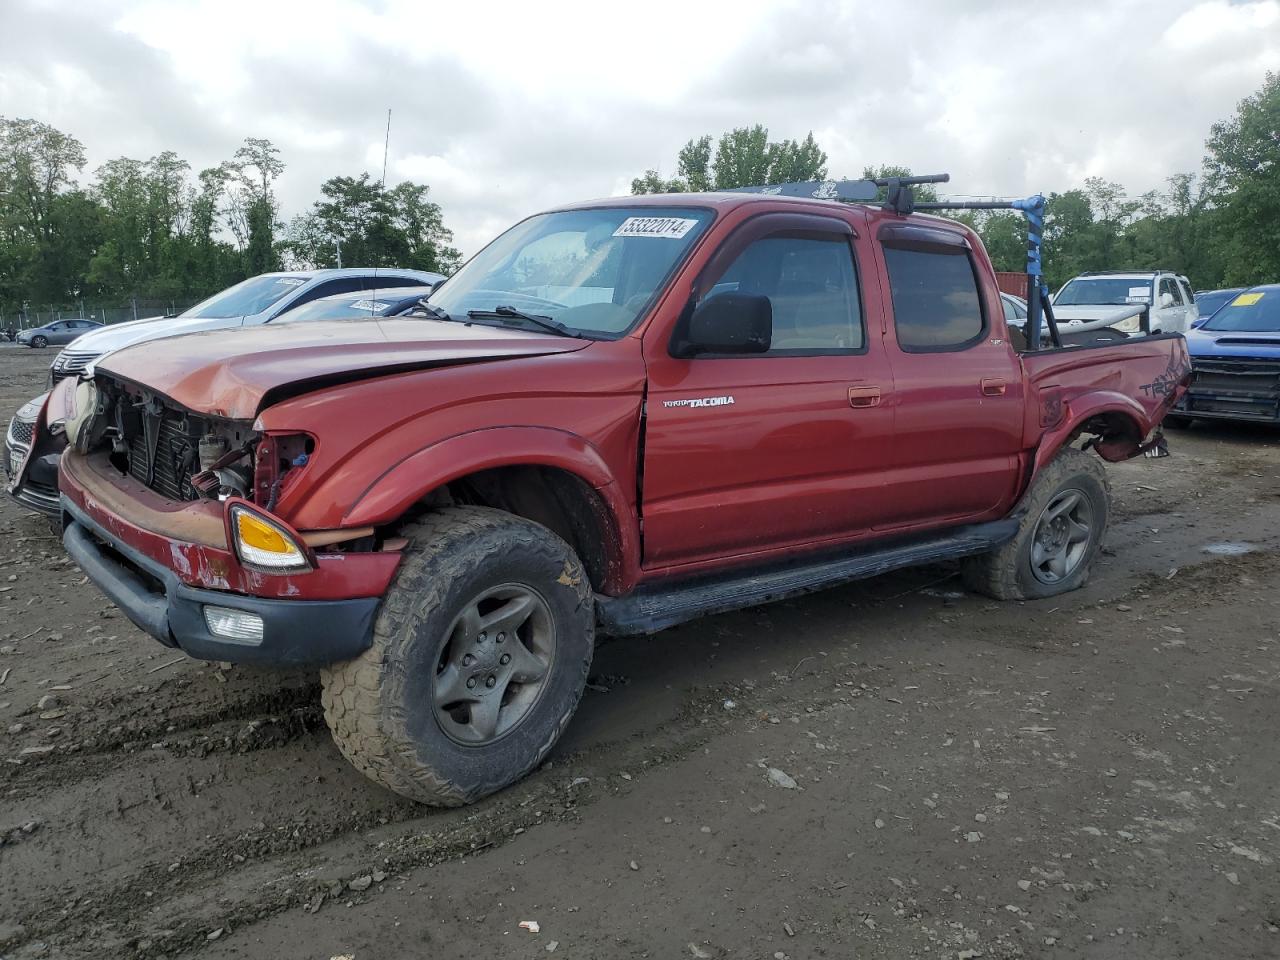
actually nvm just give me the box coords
[613,217,699,239]
[1232,292,1264,306]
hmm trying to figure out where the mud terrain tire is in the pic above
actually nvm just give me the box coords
[321,507,594,806]
[961,447,1110,601]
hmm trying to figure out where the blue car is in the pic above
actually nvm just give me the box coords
[1189,287,1247,328]
[1174,284,1280,424]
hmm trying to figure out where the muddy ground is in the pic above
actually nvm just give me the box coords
[0,342,1278,960]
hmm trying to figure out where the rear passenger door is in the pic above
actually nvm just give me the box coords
[874,224,1024,529]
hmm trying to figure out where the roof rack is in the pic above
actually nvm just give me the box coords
[725,173,950,215]
[1079,269,1178,277]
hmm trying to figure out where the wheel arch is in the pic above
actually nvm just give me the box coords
[341,427,640,594]
[1032,393,1147,477]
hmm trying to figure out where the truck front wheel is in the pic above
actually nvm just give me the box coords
[961,448,1110,600]
[321,506,594,806]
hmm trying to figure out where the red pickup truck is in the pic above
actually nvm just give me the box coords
[40,191,1188,805]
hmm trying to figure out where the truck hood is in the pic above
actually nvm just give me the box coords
[1185,327,1280,360]
[96,317,590,419]
[59,314,240,356]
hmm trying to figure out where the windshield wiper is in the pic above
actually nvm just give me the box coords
[411,299,455,322]
[467,305,578,338]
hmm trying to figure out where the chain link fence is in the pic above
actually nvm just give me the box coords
[0,299,200,331]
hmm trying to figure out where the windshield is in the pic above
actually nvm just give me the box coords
[428,207,714,337]
[1055,278,1151,306]
[274,297,394,324]
[1202,290,1280,333]
[183,275,308,319]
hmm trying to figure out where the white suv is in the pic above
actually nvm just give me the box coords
[1052,271,1198,336]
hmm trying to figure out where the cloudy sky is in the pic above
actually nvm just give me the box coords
[2,0,1277,256]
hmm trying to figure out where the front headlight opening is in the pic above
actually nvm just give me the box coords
[1113,313,1142,334]
[230,505,312,573]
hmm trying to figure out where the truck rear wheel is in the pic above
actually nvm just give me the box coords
[961,447,1109,600]
[321,507,594,806]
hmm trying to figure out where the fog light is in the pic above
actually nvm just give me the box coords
[203,606,265,643]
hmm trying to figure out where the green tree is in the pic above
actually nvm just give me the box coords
[0,117,93,304]
[633,126,826,194]
[221,137,283,273]
[976,212,1028,274]
[1205,70,1280,285]
[281,172,459,274]
[860,165,940,204]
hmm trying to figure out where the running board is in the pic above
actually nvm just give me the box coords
[595,517,1020,636]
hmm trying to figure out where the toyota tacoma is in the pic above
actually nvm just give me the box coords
[28,186,1189,805]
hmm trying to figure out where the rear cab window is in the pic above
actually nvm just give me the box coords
[881,229,986,351]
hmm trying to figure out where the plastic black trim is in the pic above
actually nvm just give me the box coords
[62,497,379,667]
[595,515,1020,636]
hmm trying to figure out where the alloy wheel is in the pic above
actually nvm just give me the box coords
[431,583,556,745]
[1030,488,1094,585]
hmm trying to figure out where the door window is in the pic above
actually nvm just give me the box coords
[368,275,424,290]
[1160,277,1183,305]
[883,246,986,351]
[703,234,863,354]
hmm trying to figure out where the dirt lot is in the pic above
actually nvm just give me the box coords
[1,343,1278,960]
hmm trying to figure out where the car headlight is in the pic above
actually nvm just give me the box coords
[228,503,313,573]
[1112,314,1142,334]
[14,396,43,423]
[64,379,99,452]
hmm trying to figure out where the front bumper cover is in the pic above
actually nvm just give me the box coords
[62,496,378,667]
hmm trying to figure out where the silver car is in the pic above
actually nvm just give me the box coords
[16,318,103,348]
[47,267,444,384]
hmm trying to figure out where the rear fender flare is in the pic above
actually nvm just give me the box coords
[1032,392,1147,477]
[341,426,640,592]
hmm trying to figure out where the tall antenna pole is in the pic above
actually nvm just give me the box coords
[381,108,392,188]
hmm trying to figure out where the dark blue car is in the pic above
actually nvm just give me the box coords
[1189,287,1247,327]
[1174,284,1280,424]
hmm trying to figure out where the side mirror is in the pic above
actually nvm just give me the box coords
[1159,292,1175,308]
[671,292,772,358]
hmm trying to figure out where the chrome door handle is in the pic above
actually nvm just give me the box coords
[848,386,881,408]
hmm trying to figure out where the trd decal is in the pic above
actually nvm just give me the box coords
[663,396,736,409]
[1139,351,1192,398]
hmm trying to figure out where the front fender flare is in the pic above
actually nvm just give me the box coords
[339,426,641,591]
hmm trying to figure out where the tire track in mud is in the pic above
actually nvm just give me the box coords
[5,553,1277,957]
[1,677,323,795]
[1,657,898,959]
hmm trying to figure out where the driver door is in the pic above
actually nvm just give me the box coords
[640,210,896,569]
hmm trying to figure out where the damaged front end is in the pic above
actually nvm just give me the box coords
[56,374,401,667]
[67,375,312,510]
